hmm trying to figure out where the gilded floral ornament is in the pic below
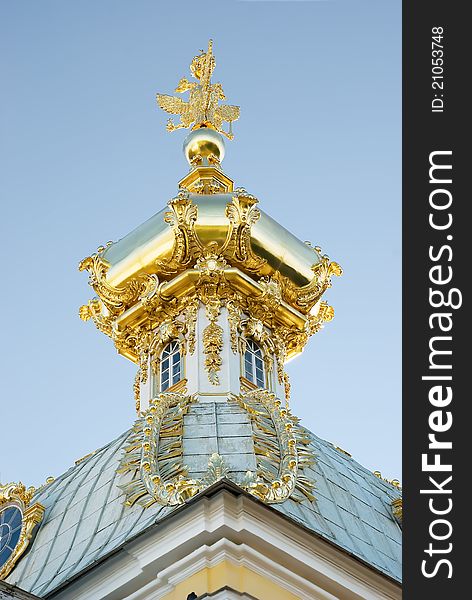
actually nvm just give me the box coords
[202,453,230,485]
[192,250,227,385]
[0,482,45,580]
[182,298,199,355]
[203,321,224,385]
[247,277,282,323]
[133,370,141,413]
[79,298,113,337]
[195,248,228,282]
[283,372,291,404]
[227,299,243,354]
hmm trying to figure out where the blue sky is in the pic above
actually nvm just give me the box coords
[0,0,401,486]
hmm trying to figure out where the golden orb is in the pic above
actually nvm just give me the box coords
[183,127,225,165]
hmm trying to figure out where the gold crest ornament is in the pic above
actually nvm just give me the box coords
[157,40,240,139]
[0,482,45,579]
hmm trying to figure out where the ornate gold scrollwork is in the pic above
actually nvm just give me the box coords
[119,394,235,507]
[250,277,283,320]
[79,298,114,338]
[234,390,315,504]
[222,188,266,272]
[79,254,157,316]
[0,483,45,580]
[155,189,201,275]
[119,390,316,509]
[119,393,200,507]
[152,187,267,278]
[274,256,343,314]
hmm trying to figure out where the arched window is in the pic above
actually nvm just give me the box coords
[160,340,182,391]
[244,339,265,388]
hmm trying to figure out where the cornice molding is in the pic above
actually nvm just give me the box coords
[50,484,401,600]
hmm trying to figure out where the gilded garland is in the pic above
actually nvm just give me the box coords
[234,391,315,503]
[119,390,315,508]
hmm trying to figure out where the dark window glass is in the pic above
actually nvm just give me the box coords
[244,339,265,388]
[160,341,182,391]
[0,507,23,569]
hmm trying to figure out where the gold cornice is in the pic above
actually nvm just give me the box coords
[116,266,306,332]
[81,254,336,380]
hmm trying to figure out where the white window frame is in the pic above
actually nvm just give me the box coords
[160,340,182,392]
[244,339,265,388]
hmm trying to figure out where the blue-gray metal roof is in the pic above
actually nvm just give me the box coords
[6,401,402,596]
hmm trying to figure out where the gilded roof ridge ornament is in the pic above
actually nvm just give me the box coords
[157,40,240,140]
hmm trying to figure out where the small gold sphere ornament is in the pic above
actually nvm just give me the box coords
[183,127,225,166]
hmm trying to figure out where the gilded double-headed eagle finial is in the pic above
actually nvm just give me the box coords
[156,40,240,140]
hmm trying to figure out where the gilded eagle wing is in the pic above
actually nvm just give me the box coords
[156,94,188,115]
[217,104,240,123]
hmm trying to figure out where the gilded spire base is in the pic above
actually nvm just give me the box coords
[179,166,234,195]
